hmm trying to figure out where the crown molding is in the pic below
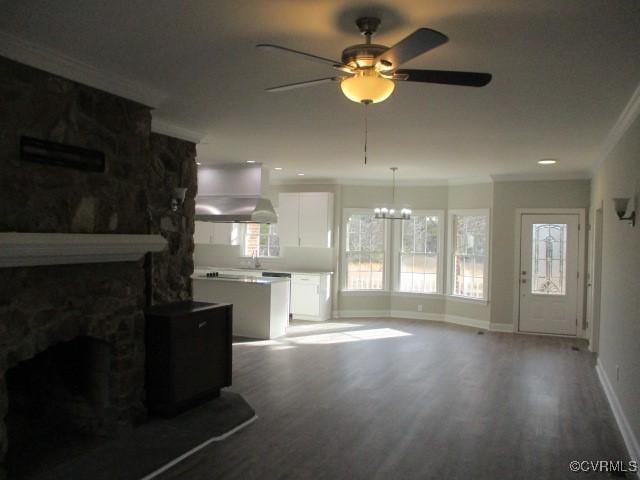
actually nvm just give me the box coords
[447,176,493,186]
[491,170,591,182]
[1,29,206,145]
[151,117,206,144]
[0,29,168,108]
[592,80,640,174]
[271,176,495,187]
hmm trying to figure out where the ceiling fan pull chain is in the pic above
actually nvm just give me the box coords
[363,101,369,165]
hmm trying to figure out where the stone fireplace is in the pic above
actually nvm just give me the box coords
[6,336,110,476]
[0,260,148,477]
[0,56,198,477]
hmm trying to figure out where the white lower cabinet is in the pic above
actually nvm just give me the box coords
[291,273,331,321]
[219,270,262,278]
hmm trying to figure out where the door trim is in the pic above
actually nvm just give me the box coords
[512,208,586,336]
[587,203,604,352]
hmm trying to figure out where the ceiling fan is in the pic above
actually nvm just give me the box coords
[257,17,492,104]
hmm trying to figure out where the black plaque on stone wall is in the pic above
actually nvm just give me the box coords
[20,136,105,172]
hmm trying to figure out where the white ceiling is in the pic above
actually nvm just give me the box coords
[1,0,639,182]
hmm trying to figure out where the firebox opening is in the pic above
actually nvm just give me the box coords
[5,336,111,478]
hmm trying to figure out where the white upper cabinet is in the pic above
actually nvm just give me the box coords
[277,193,301,247]
[299,193,332,248]
[211,223,234,244]
[278,192,334,248]
[194,221,233,245]
[194,221,214,244]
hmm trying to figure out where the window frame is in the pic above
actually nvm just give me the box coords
[447,208,491,302]
[391,209,445,295]
[341,208,390,292]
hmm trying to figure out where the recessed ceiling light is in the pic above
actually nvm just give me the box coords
[246,160,256,164]
[196,162,201,165]
[538,159,557,165]
[297,172,305,176]
[274,167,283,171]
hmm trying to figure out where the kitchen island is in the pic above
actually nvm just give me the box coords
[192,274,290,339]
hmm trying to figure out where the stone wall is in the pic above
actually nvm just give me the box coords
[148,133,197,304]
[0,56,197,471]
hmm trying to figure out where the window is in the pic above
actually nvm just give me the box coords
[531,223,567,295]
[450,211,489,299]
[243,223,280,257]
[398,213,442,293]
[344,212,386,290]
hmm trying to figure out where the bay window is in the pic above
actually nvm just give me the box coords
[396,212,443,293]
[344,211,386,290]
[341,207,490,299]
[449,210,489,300]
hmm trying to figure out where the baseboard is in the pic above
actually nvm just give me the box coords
[292,314,327,321]
[333,309,391,319]
[445,315,490,330]
[596,358,640,470]
[490,322,514,333]
[333,310,491,331]
[388,310,444,322]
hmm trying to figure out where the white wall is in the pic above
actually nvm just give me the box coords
[490,180,591,329]
[590,113,640,461]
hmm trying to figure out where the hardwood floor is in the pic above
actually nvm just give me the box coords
[159,318,629,479]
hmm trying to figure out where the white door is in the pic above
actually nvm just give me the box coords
[518,214,580,335]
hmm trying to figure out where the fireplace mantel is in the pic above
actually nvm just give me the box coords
[0,232,167,267]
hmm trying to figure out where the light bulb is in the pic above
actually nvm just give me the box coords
[341,71,395,104]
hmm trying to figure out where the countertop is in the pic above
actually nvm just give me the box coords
[196,266,334,276]
[191,274,290,285]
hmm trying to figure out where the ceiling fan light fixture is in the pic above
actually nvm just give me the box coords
[340,71,395,104]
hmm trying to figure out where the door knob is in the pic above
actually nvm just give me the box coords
[521,271,527,275]
[521,279,527,284]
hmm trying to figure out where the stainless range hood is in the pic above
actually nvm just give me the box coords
[195,164,277,224]
[195,196,277,223]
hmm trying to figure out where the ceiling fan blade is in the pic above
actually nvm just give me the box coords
[256,44,352,73]
[265,77,342,92]
[374,28,448,70]
[395,69,492,87]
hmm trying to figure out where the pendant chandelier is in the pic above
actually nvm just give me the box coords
[374,167,412,220]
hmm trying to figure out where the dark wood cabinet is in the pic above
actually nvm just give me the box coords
[145,301,232,417]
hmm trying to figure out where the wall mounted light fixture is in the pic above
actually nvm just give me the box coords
[171,188,187,212]
[612,197,636,226]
